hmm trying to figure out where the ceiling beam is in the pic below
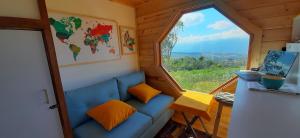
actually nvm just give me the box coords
[110,0,149,8]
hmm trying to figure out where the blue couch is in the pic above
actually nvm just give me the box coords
[64,71,174,138]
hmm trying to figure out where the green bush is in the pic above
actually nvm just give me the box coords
[162,56,245,93]
[169,67,242,93]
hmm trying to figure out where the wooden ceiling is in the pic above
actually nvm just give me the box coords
[110,0,150,7]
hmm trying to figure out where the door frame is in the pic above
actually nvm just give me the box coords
[0,0,72,137]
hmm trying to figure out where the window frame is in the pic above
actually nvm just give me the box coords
[154,2,262,93]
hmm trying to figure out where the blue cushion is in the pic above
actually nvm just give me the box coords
[64,79,120,128]
[115,71,145,101]
[73,112,152,138]
[126,94,174,122]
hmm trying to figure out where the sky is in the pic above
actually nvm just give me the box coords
[171,8,250,55]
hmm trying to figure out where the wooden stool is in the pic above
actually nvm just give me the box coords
[212,92,235,138]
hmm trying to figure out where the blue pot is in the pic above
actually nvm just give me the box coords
[261,76,285,90]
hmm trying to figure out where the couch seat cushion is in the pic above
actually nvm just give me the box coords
[126,94,174,122]
[74,112,151,138]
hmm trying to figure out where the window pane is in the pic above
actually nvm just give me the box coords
[161,8,250,93]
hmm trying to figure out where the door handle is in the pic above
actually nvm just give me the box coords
[49,104,57,109]
[43,89,57,109]
[42,89,50,104]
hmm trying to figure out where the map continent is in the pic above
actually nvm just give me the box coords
[49,17,82,43]
[84,24,113,54]
[49,16,82,61]
[69,44,81,61]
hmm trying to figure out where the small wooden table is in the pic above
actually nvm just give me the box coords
[170,91,213,138]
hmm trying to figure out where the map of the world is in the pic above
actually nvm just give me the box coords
[49,11,120,67]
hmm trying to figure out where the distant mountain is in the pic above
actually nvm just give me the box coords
[173,39,250,55]
[171,52,200,58]
[171,52,248,60]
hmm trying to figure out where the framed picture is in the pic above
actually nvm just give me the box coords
[119,26,137,55]
[48,10,121,67]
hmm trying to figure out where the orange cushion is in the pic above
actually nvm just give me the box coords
[86,100,136,131]
[128,83,161,103]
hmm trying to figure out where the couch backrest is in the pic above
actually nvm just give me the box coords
[64,79,120,128]
[115,71,145,101]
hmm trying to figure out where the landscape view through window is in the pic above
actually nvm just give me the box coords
[161,8,250,93]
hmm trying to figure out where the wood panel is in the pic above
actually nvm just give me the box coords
[262,27,292,42]
[136,0,197,17]
[238,1,300,20]
[224,0,299,11]
[0,17,43,30]
[110,0,149,7]
[38,0,73,137]
[137,10,174,25]
[136,0,298,137]
[253,15,294,30]
[260,41,287,60]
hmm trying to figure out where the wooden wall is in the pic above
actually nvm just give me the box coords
[136,0,215,98]
[136,0,300,96]
[224,0,300,58]
[136,0,300,137]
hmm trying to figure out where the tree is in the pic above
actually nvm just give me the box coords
[161,20,184,60]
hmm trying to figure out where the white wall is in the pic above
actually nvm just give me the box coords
[0,0,40,19]
[46,0,139,91]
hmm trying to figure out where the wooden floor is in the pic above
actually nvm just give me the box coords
[156,121,213,138]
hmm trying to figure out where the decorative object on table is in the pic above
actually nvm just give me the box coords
[214,92,235,105]
[48,10,120,67]
[119,26,137,55]
[292,14,300,42]
[235,70,263,81]
[260,75,285,90]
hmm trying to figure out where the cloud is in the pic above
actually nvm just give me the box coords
[207,20,233,30]
[179,12,205,26]
[178,29,249,44]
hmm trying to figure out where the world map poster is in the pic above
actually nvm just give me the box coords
[49,11,120,67]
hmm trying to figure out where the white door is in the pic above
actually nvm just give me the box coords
[0,30,64,138]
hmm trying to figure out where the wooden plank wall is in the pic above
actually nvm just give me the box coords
[136,0,214,98]
[224,0,300,59]
[136,0,300,91]
[136,0,300,137]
